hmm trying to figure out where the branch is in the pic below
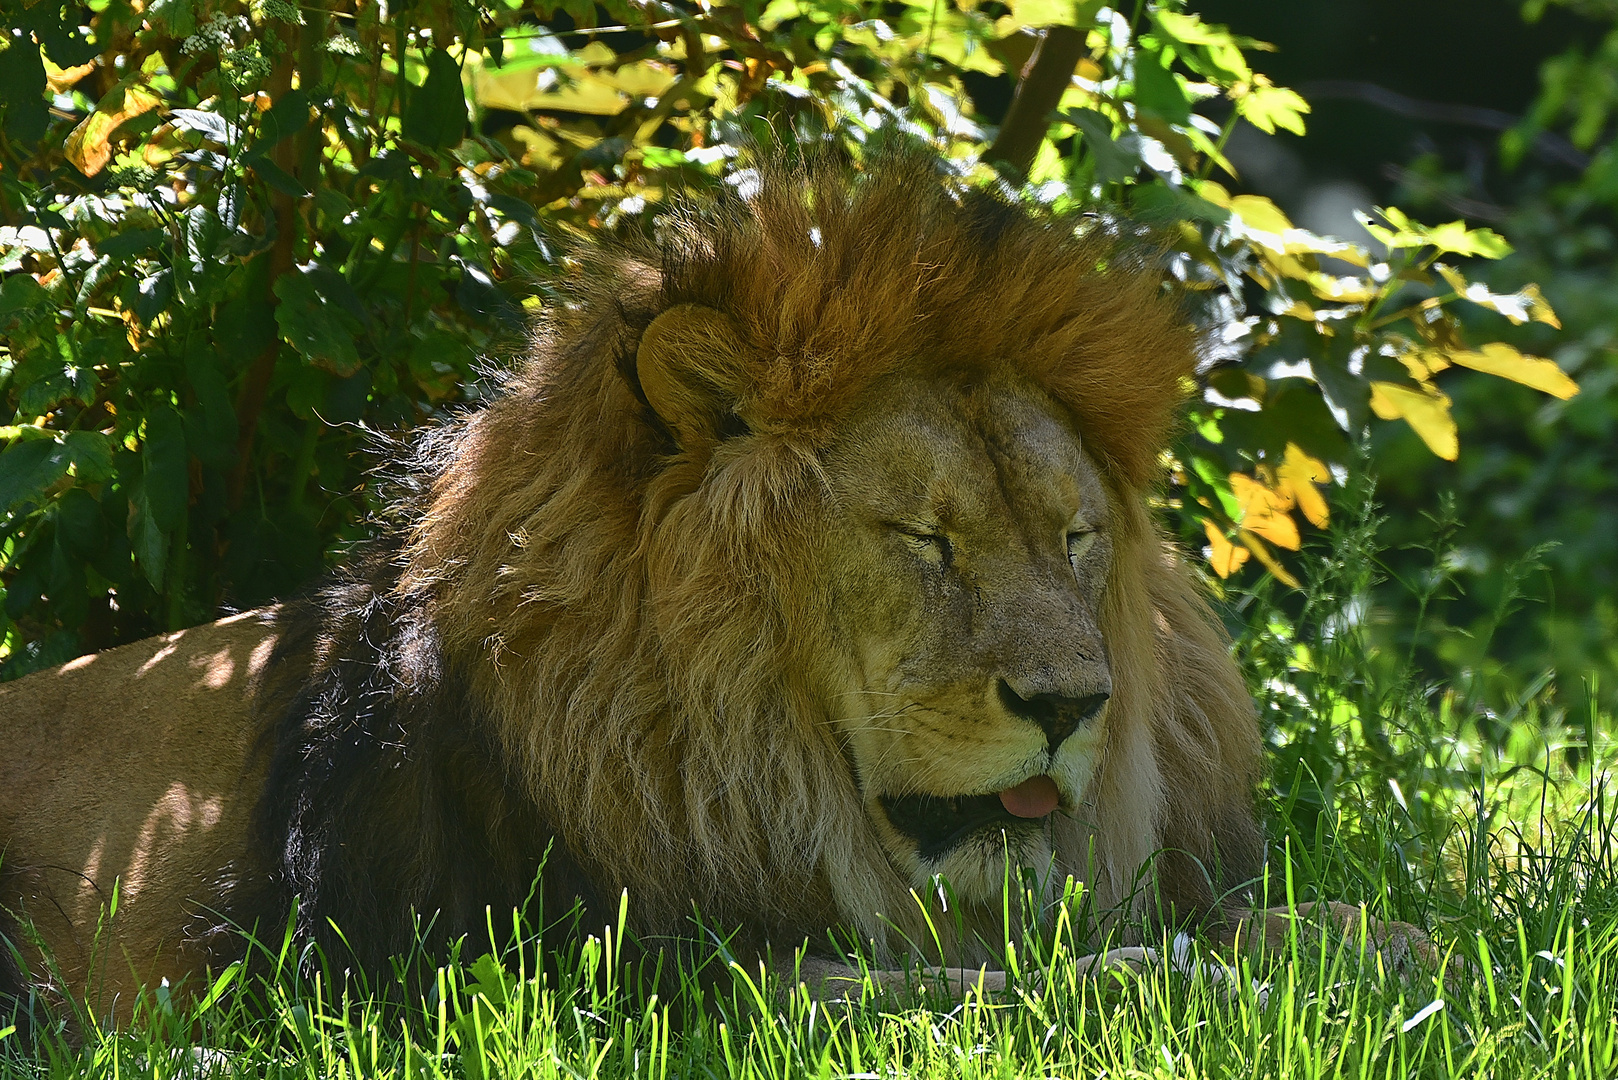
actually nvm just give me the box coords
[1300,79,1590,171]
[985,26,1087,179]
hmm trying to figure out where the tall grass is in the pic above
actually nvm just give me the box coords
[4,479,1615,1078]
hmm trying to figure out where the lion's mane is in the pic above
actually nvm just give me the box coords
[248,155,1263,971]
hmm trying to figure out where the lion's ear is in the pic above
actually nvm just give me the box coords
[635,304,752,450]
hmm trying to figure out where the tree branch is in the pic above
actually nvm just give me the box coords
[985,26,1087,179]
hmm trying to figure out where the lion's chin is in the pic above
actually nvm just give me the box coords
[915,825,1057,907]
[872,789,1063,905]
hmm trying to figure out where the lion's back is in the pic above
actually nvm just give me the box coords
[0,609,282,1015]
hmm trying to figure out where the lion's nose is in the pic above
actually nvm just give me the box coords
[996,680,1110,753]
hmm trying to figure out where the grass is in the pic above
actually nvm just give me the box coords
[4,486,1617,1078]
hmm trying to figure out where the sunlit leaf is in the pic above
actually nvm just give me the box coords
[1442,343,1580,399]
[1359,207,1513,258]
[1228,194,1293,236]
[64,79,163,176]
[1276,443,1330,528]
[1230,471,1300,550]
[1203,518,1250,578]
[1433,264,1561,327]
[999,0,1080,31]
[1368,381,1458,460]
[1305,273,1375,303]
[1237,81,1309,136]
[1236,529,1301,587]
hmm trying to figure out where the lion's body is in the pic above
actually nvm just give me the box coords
[0,612,279,1014]
[2,156,1267,1022]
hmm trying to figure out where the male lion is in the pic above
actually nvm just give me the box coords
[0,156,1401,1024]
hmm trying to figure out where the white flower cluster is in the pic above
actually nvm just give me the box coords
[180,13,250,54]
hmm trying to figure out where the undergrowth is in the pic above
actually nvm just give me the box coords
[2,477,1614,1078]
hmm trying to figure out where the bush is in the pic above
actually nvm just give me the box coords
[0,0,1573,683]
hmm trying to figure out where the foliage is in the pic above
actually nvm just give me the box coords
[1351,0,1618,726]
[0,0,1578,675]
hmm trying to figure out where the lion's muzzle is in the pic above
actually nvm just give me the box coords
[996,680,1110,753]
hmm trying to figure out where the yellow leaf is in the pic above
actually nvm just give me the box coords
[1305,272,1375,303]
[1236,529,1302,587]
[1002,0,1075,30]
[1230,194,1293,236]
[45,57,97,95]
[1237,83,1309,136]
[64,80,163,177]
[1522,284,1562,328]
[1362,208,1512,258]
[1434,264,1563,328]
[1395,348,1451,380]
[1368,381,1458,460]
[1440,342,1579,399]
[472,56,677,115]
[1276,443,1330,528]
[1196,180,1233,209]
[1229,471,1300,550]
[1203,519,1250,578]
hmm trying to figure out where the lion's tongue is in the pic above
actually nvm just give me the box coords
[998,775,1060,819]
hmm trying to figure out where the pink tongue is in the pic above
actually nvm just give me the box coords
[998,775,1060,819]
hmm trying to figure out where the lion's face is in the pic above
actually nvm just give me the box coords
[817,373,1115,902]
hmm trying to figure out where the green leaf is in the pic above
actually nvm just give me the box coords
[96,228,168,261]
[0,438,71,511]
[1066,108,1142,182]
[183,204,224,269]
[170,108,238,146]
[285,365,330,420]
[0,41,49,144]
[0,275,51,325]
[403,49,469,149]
[255,89,311,154]
[253,157,311,198]
[215,296,278,359]
[146,0,196,37]
[55,488,106,558]
[185,350,240,466]
[1133,48,1190,125]
[129,485,169,591]
[142,404,191,532]
[274,273,362,375]
[63,431,115,483]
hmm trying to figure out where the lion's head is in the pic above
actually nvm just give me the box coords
[407,155,1263,960]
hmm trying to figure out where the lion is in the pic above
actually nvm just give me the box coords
[0,154,1414,1025]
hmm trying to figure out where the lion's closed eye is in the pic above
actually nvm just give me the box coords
[892,525,952,567]
[1067,530,1098,568]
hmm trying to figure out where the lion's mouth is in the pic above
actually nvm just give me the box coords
[878,791,1046,860]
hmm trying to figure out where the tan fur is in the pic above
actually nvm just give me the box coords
[0,611,278,1018]
[2,156,1268,1013]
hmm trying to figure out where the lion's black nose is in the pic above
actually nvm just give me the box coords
[997,681,1110,753]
